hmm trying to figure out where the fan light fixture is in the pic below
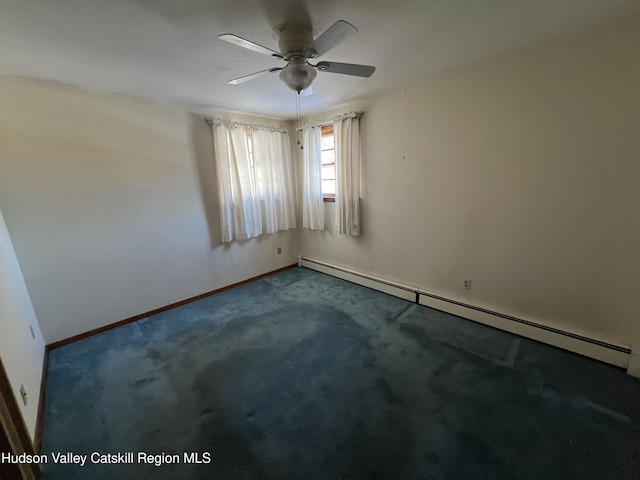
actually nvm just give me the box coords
[279,60,317,93]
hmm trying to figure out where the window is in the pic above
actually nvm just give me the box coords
[320,124,335,202]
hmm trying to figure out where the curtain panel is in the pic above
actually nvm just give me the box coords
[301,126,324,230]
[212,122,296,243]
[334,115,361,235]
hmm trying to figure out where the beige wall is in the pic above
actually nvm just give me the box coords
[299,16,640,351]
[0,78,298,344]
[0,209,46,441]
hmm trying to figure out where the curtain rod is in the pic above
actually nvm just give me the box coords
[205,117,288,133]
[296,111,363,131]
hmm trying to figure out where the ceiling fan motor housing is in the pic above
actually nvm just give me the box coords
[277,25,316,60]
[275,25,318,92]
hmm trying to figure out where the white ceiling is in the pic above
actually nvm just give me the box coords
[1,0,637,119]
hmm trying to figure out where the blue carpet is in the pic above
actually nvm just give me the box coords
[40,267,640,479]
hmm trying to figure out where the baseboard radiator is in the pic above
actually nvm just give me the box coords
[299,256,632,370]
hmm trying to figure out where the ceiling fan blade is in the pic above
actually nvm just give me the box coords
[309,20,358,57]
[315,61,375,77]
[228,67,283,85]
[219,34,284,59]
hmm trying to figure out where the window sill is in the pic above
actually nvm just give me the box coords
[323,197,335,203]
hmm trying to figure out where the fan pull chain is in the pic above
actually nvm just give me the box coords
[296,92,303,150]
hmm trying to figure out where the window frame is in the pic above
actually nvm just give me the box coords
[320,124,336,202]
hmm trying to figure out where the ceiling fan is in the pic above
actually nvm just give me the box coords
[219,20,376,94]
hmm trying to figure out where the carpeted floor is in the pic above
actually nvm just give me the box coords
[40,267,640,479]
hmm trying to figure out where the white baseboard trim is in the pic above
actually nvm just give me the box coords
[300,255,631,370]
[418,293,629,369]
[299,256,416,302]
[627,350,640,378]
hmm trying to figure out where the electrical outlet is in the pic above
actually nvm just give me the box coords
[462,278,471,290]
[277,247,282,255]
[20,385,27,406]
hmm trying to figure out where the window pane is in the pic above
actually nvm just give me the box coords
[322,179,336,195]
[321,150,334,166]
[322,165,335,180]
[321,135,334,150]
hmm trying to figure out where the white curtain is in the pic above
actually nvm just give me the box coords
[334,115,361,236]
[301,126,324,230]
[251,128,296,233]
[212,122,296,243]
